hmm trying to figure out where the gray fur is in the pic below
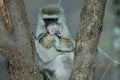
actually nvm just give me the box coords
[34,5,75,80]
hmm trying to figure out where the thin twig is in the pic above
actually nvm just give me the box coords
[100,62,112,80]
[98,47,120,65]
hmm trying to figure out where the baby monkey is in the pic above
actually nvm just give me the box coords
[38,23,74,52]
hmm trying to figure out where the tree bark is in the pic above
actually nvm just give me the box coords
[0,0,43,80]
[72,0,107,80]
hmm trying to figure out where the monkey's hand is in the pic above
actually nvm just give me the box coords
[32,32,58,63]
[56,45,74,52]
[38,33,47,42]
[54,38,74,52]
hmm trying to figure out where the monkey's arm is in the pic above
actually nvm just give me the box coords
[32,33,58,63]
[53,37,74,52]
[38,33,48,41]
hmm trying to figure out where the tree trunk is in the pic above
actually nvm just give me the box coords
[0,0,43,80]
[72,0,107,80]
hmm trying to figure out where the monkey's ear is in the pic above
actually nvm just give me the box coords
[49,27,55,35]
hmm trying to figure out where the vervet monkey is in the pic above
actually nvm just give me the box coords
[33,5,75,80]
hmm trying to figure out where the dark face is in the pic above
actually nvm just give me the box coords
[44,18,58,26]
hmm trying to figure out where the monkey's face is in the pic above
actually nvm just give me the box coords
[47,23,63,38]
[48,27,56,35]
